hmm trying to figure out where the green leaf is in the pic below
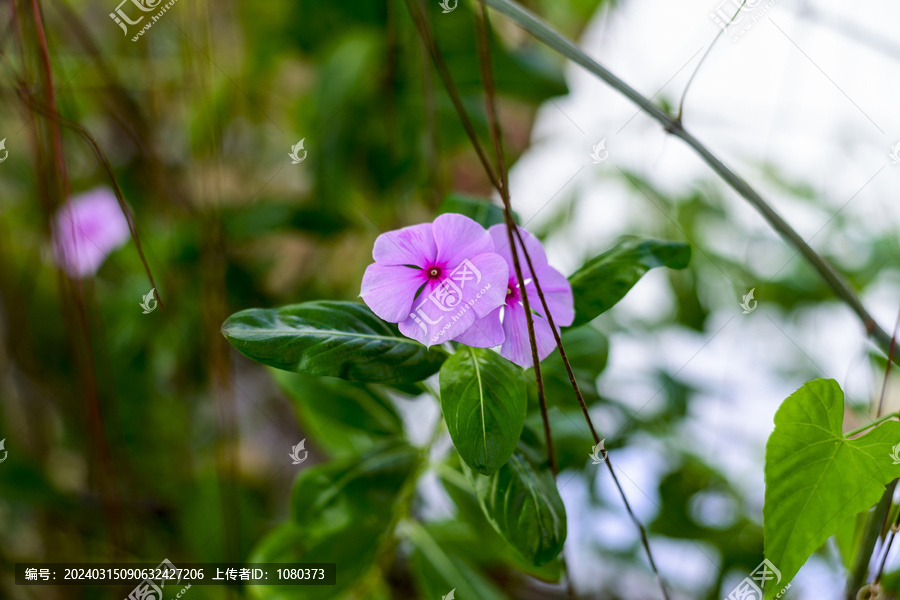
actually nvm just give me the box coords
[272,370,404,437]
[833,512,867,572]
[764,379,900,598]
[247,522,376,600]
[221,301,447,384]
[436,463,562,582]
[247,442,421,600]
[568,237,691,327]
[465,450,567,566]
[291,441,421,537]
[404,520,510,600]
[440,347,527,475]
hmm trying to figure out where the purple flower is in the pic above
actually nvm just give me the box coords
[360,214,509,348]
[52,187,131,278]
[455,225,574,368]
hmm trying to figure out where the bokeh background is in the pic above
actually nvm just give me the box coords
[1,0,899,598]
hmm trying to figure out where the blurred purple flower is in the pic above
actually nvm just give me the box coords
[360,213,509,348]
[53,187,131,278]
[455,225,574,368]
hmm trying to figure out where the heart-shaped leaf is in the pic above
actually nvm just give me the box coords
[465,450,567,566]
[568,237,690,327]
[221,301,447,384]
[440,347,527,475]
[764,378,900,598]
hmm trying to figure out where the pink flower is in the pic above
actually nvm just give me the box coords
[455,225,574,368]
[52,187,131,278]
[360,214,509,348]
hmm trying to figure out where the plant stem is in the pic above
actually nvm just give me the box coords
[19,95,165,309]
[473,9,579,597]
[876,305,900,416]
[28,0,129,552]
[846,481,895,599]
[478,0,898,366]
[408,3,669,596]
[472,3,559,476]
[404,0,559,473]
[511,226,672,600]
[844,413,900,438]
[676,0,748,121]
[845,301,900,597]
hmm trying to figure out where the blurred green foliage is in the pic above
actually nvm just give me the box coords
[1,0,898,598]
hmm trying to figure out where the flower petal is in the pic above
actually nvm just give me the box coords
[397,252,508,348]
[53,187,131,278]
[360,263,427,323]
[372,222,435,268]
[432,213,494,269]
[488,224,549,280]
[397,277,475,347]
[499,301,557,369]
[451,253,509,319]
[453,307,504,348]
[524,264,575,327]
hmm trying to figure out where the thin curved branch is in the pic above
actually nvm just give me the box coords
[479,0,898,365]
[17,88,165,310]
[676,0,748,120]
[406,2,670,596]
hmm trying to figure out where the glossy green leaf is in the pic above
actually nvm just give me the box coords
[568,237,691,326]
[764,379,900,598]
[465,450,567,566]
[222,301,447,383]
[436,463,562,582]
[440,347,527,475]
